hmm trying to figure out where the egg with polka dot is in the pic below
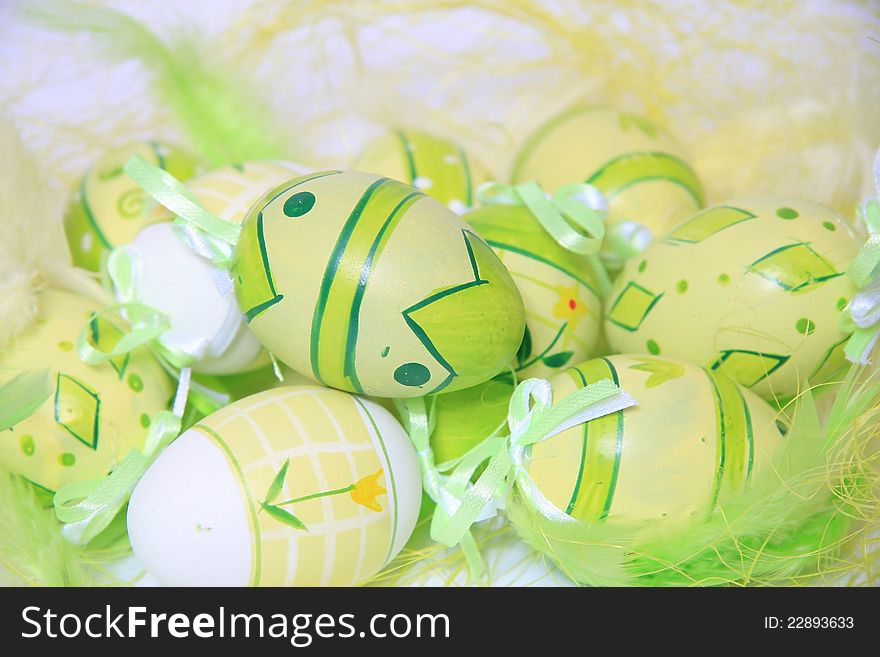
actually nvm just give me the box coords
[603,197,860,403]
[232,170,526,398]
[511,106,704,241]
[122,161,311,375]
[526,354,785,526]
[64,141,197,272]
[127,385,422,586]
[353,130,493,213]
[0,289,172,495]
[465,203,605,379]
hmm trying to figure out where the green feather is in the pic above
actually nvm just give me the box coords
[27,2,296,167]
[0,369,53,432]
[509,367,879,586]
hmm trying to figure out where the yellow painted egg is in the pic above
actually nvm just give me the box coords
[465,204,604,379]
[353,130,492,213]
[511,106,704,239]
[0,289,172,495]
[127,385,422,586]
[123,161,311,375]
[64,140,197,271]
[232,170,526,398]
[603,197,860,402]
[527,355,785,525]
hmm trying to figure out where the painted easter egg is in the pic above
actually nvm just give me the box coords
[232,170,526,398]
[465,204,604,379]
[603,197,860,402]
[353,130,492,213]
[64,140,197,271]
[127,385,422,586]
[511,107,704,240]
[428,374,516,464]
[122,161,312,376]
[527,355,785,525]
[0,289,172,495]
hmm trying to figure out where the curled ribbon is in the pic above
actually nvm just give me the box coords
[478,181,607,255]
[123,155,240,268]
[398,377,637,578]
[843,148,880,365]
[53,369,191,545]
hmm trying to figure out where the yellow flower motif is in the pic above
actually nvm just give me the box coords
[552,284,587,329]
[350,469,386,512]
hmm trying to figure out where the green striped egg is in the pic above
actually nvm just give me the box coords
[604,197,860,403]
[64,140,197,271]
[232,171,525,398]
[527,354,784,525]
[465,204,605,379]
[353,130,492,213]
[511,106,704,240]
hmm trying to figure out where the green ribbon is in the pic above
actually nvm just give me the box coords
[399,377,637,577]
[601,220,654,272]
[478,181,607,255]
[53,369,191,545]
[843,148,880,365]
[123,154,239,268]
[0,369,54,432]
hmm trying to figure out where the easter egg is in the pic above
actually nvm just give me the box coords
[511,107,704,239]
[353,130,492,213]
[465,204,604,379]
[127,385,422,586]
[603,197,860,402]
[64,140,197,271]
[232,170,526,398]
[526,355,785,525]
[428,375,516,464]
[0,289,172,494]
[122,161,312,375]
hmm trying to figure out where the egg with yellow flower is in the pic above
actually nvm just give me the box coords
[0,289,172,495]
[64,140,197,271]
[465,204,604,379]
[353,129,493,213]
[127,385,422,586]
[511,107,704,242]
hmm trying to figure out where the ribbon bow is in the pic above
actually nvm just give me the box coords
[399,376,637,579]
[843,148,880,365]
[53,369,191,545]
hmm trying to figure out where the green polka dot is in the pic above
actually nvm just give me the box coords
[646,339,661,355]
[57,340,73,352]
[676,280,688,294]
[393,362,431,387]
[20,435,35,457]
[283,191,316,218]
[822,221,836,232]
[837,297,848,311]
[718,273,730,285]
[381,346,390,358]
[638,260,648,273]
[796,318,816,335]
[140,413,151,428]
[776,207,799,220]
[128,373,143,392]
[59,453,76,467]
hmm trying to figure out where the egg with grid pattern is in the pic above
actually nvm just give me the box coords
[0,289,172,495]
[121,161,311,375]
[64,141,197,272]
[353,130,492,213]
[603,197,860,403]
[465,203,605,379]
[127,385,421,586]
[511,107,704,241]
[232,170,525,398]
[526,354,785,526]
